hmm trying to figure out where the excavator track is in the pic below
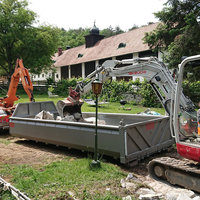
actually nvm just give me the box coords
[148,157,200,193]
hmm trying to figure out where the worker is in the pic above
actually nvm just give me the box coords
[198,102,200,135]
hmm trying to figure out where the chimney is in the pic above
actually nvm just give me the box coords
[58,48,63,56]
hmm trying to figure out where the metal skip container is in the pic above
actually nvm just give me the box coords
[9,101,174,165]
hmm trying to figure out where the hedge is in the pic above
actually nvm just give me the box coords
[52,78,161,107]
[51,78,199,108]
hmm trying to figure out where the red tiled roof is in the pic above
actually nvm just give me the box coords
[54,23,158,67]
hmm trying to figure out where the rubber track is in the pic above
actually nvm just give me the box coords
[148,157,200,192]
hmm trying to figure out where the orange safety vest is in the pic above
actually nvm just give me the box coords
[198,122,200,135]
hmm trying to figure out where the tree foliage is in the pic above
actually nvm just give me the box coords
[57,25,125,50]
[101,26,124,38]
[57,28,90,49]
[0,0,59,77]
[143,0,200,68]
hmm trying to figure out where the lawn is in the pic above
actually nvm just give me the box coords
[0,94,165,199]
[16,94,165,115]
[0,158,129,200]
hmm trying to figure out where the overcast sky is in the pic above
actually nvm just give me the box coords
[28,0,166,31]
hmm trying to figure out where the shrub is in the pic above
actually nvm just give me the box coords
[138,80,162,108]
[53,78,78,96]
[52,78,164,108]
[182,80,200,105]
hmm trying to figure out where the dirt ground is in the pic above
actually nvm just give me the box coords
[0,131,72,166]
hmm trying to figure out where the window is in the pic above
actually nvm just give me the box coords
[78,53,83,58]
[118,43,126,48]
[56,74,59,79]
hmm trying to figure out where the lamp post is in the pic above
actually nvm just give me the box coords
[90,77,103,168]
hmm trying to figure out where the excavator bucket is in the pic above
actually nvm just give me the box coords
[56,88,84,121]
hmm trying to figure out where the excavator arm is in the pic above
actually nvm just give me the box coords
[2,59,34,108]
[66,57,194,114]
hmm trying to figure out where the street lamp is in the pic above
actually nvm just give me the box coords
[90,77,103,168]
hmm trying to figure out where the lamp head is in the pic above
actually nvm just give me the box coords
[92,78,103,95]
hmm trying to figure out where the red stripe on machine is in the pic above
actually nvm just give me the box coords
[146,122,155,130]
[9,122,15,128]
[128,71,146,75]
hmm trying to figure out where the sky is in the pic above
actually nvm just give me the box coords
[28,0,166,31]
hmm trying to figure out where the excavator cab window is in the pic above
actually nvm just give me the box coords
[179,110,197,137]
[178,60,200,138]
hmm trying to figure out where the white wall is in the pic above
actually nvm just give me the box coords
[32,67,61,82]
[54,67,61,82]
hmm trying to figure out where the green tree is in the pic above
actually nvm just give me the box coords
[57,25,125,50]
[128,24,139,31]
[101,25,124,38]
[143,0,200,68]
[0,0,59,78]
[57,28,90,49]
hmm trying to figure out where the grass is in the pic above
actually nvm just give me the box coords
[0,158,129,199]
[0,138,11,145]
[16,94,165,115]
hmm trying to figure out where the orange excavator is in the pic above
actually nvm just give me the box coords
[0,58,34,128]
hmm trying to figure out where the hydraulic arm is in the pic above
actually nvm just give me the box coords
[1,58,34,109]
[64,57,194,115]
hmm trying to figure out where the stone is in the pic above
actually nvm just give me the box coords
[139,193,162,200]
[193,197,200,200]
[122,195,132,200]
[73,112,82,120]
[165,189,195,200]
[165,191,182,200]
[56,116,62,120]
[125,182,137,191]
[120,178,126,188]
[126,173,134,180]
[68,191,78,200]
[35,110,54,120]
[181,189,194,198]
[62,115,75,122]
[82,117,106,125]
[177,193,192,200]
[136,188,156,195]
[106,188,110,191]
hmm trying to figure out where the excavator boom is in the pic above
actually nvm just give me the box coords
[58,57,194,119]
[3,59,34,108]
[0,58,34,128]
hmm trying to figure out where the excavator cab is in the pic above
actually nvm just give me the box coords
[174,57,200,139]
[172,55,200,161]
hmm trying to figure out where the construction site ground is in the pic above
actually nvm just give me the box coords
[0,130,199,200]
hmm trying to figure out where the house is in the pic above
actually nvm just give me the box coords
[34,23,163,82]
